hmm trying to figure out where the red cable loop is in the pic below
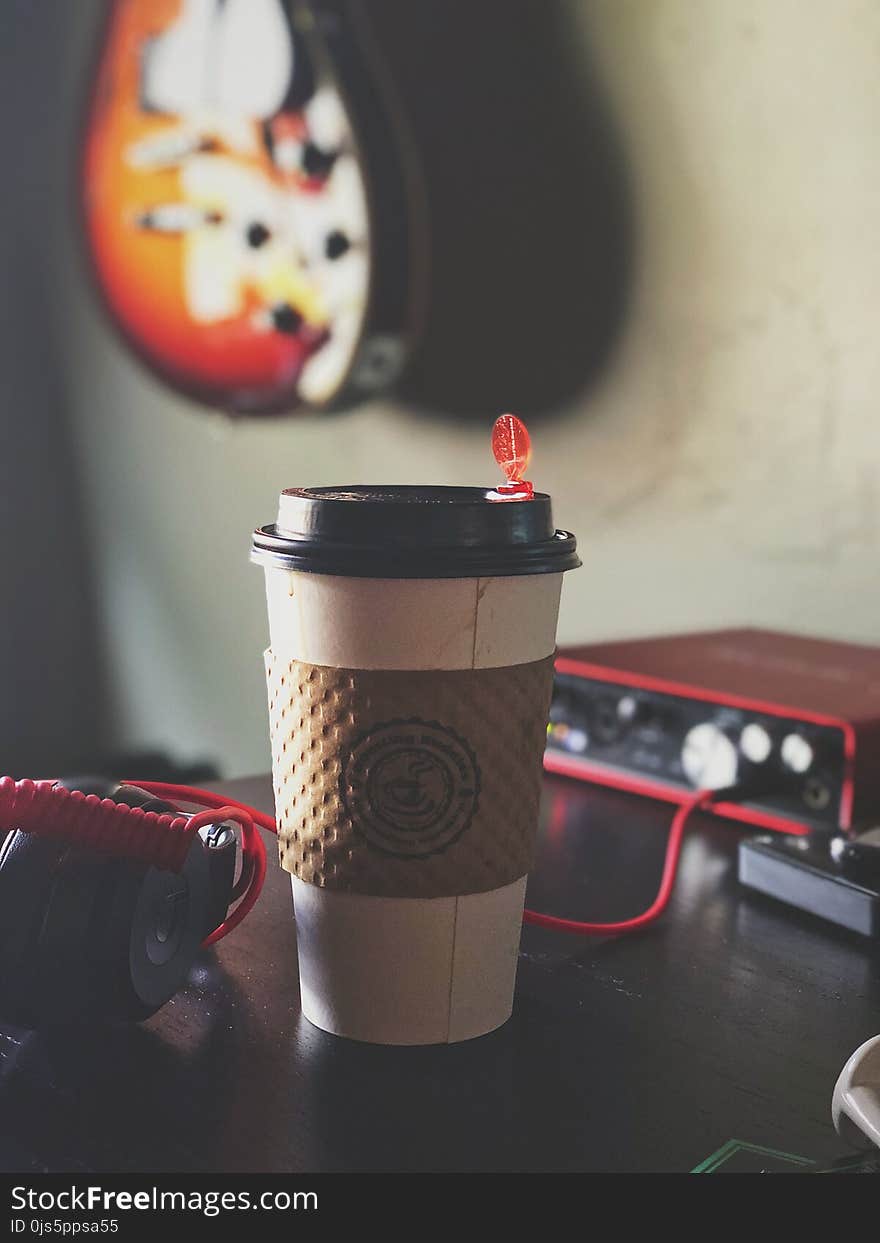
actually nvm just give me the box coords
[521,787,717,934]
[0,775,719,950]
[130,783,276,946]
[134,782,718,940]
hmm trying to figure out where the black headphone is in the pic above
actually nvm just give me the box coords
[0,778,239,1028]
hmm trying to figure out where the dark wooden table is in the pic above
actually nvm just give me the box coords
[2,773,878,1173]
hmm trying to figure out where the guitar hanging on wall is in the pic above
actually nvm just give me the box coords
[81,0,419,416]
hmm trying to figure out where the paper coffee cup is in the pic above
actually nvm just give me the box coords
[252,485,579,1045]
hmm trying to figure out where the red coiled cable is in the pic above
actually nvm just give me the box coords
[0,777,272,948]
[0,777,197,870]
[0,775,720,947]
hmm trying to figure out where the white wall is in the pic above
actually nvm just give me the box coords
[61,0,880,776]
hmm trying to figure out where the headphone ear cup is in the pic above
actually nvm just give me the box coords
[0,832,105,1027]
[0,836,212,1026]
[84,856,159,1022]
[28,844,128,1025]
[0,832,60,1023]
[122,842,214,1020]
[0,778,141,1026]
[86,797,216,1021]
[75,839,215,1023]
[0,784,225,1026]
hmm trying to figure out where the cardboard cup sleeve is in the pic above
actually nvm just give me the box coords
[265,652,556,899]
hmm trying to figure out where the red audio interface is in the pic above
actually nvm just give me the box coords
[545,628,880,835]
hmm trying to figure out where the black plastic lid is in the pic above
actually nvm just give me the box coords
[251,485,580,578]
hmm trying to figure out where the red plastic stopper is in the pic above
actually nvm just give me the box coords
[491,413,533,497]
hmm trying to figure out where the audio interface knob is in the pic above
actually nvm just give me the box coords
[591,693,636,743]
[681,723,739,790]
[740,722,773,765]
[780,732,815,774]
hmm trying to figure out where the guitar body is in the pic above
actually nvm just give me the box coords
[82,0,416,415]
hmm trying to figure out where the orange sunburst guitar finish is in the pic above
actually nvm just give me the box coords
[82,0,414,415]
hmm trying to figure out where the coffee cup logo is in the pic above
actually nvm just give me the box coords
[340,719,481,858]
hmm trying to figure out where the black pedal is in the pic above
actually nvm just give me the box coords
[738,832,880,936]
